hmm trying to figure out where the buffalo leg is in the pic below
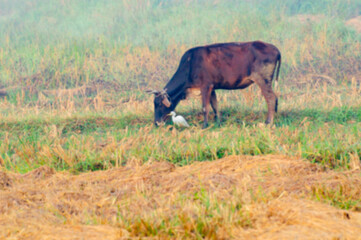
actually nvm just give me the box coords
[254,74,277,125]
[261,82,277,125]
[210,90,220,125]
[201,85,213,128]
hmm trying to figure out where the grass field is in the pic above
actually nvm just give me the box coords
[1,0,361,238]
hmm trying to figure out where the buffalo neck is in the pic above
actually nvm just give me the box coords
[163,70,188,110]
[163,82,185,110]
[163,50,192,110]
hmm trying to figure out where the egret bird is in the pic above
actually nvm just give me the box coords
[168,111,190,127]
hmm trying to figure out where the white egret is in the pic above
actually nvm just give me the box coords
[168,111,190,127]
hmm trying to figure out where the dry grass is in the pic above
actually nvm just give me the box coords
[289,14,325,24]
[1,155,361,239]
[1,76,360,119]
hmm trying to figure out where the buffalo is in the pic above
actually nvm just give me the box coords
[148,41,281,128]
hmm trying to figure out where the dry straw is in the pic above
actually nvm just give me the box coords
[1,155,361,239]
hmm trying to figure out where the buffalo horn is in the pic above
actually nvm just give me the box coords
[145,89,160,95]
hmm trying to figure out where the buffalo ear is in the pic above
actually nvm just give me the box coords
[162,96,171,107]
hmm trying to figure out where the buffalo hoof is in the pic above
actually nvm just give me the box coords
[265,119,272,125]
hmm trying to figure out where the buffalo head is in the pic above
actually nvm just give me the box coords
[146,89,172,126]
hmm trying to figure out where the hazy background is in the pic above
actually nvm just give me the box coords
[0,0,360,97]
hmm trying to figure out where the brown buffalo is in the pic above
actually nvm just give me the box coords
[148,41,281,128]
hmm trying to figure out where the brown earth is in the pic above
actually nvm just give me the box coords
[346,16,361,34]
[1,155,361,239]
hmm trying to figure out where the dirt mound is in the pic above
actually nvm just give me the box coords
[239,197,361,239]
[23,165,56,179]
[0,172,12,190]
[1,155,361,239]
[346,16,361,33]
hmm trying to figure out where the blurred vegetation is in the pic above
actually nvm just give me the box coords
[0,0,360,91]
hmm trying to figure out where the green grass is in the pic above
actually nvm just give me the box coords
[1,103,360,173]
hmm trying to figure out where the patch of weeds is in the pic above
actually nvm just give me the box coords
[312,185,361,211]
